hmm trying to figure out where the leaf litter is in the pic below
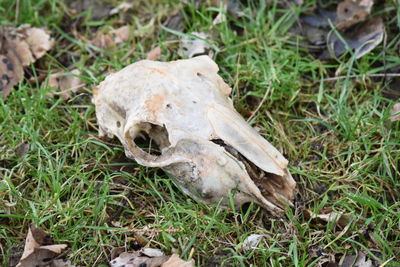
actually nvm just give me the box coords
[110,248,192,267]
[292,0,383,59]
[0,24,54,98]
[179,32,213,58]
[48,69,85,99]
[15,225,73,267]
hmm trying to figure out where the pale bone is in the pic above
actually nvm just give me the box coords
[93,56,296,214]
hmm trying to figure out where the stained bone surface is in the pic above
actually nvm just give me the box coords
[93,56,296,214]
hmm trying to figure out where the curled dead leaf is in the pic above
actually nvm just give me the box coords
[110,249,192,267]
[22,26,54,59]
[16,225,70,267]
[303,208,351,229]
[110,26,131,44]
[323,17,383,59]
[90,26,132,49]
[90,32,115,49]
[48,69,85,99]
[162,254,193,267]
[0,24,53,98]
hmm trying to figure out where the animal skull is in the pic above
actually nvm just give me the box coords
[93,56,296,214]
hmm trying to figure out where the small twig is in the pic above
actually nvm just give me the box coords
[52,84,85,96]
[247,83,271,122]
[124,227,180,234]
[322,73,400,82]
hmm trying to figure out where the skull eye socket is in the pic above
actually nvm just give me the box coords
[126,122,171,160]
[134,130,162,156]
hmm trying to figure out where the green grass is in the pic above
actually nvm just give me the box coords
[1,0,400,266]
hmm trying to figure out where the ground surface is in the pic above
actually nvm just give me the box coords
[0,0,399,266]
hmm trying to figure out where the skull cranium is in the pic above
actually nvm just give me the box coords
[93,56,296,214]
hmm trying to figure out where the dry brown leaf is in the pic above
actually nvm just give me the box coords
[21,26,54,59]
[389,102,400,122]
[110,251,170,267]
[48,69,85,99]
[340,251,376,267]
[322,17,383,60]
[16,225,69,267]
[337,0,373,29]
[110,249,192,267]
[161,254,193,267]
[146,46,161,60]
[0,54,22,97]
[90,32,115,49]
[0,24,53,98]
[141,248,164,257]
[90,26,131,48]
[110,26,131,44]
[303,208,351,229]
[6,35,33,66]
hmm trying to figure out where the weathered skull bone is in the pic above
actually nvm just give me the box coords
[93,56,296,214]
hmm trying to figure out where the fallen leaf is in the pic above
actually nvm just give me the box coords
[110,251,170,267]
[303,208,351,229]
[109,2,133,15]
[22,26,54,59]
[67,0,113,20]
[146,46,161,60]
[213,12,227,25]
[242,234,263,252]
[90,32,115,49]
[162,254,193,267]
[323,17,383,59]
[48,69,85,99]
[110,249,192,267]
[140,247,164,257]
[336,0,373,29]
[0,25,53,98]
[16,225,70,267]
[110,26,131,44]
[340,251,375,267]
[389,102,400,122]
[179,32,212,58]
